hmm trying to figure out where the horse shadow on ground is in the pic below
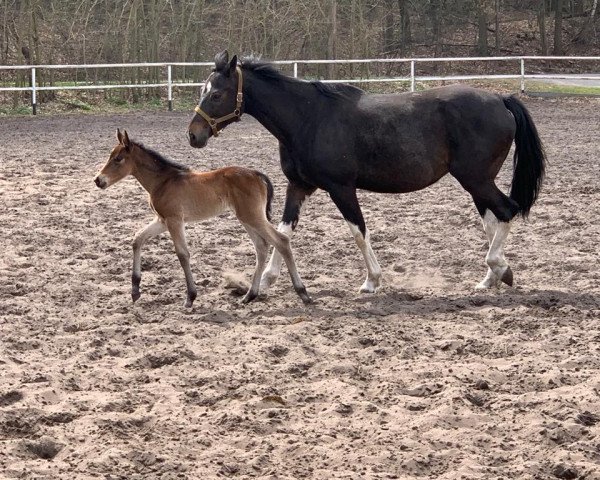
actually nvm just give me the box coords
[256,286,600,323]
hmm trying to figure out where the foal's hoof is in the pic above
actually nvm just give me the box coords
[184,298,195,308]
[131,290,141,303]
[301,293,313,304]
[241,291,258,304]
[296,287,313,304]
[501,266,514,287]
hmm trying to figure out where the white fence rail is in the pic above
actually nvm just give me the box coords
[1,56,599,114]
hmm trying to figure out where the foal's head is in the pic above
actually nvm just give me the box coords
[94,129,136,189]
[188,50,241,148]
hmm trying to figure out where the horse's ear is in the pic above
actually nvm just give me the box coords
[229,55,238,76]
[122,129,131,149]
[116,128,123,144]
[214,50,229,73]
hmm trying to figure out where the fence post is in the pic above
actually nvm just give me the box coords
[167,64,173,111]
[293,62,298,78]
[410,60,415,92]
[520,58,525,94]
[31,67,37,115]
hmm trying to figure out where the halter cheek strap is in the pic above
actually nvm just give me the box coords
[194,66,244,137]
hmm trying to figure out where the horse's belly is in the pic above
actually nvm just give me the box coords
[357,157,448,193]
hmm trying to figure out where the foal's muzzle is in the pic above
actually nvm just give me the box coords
[94,176,107,189]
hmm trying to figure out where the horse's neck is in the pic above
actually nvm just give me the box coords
[131,150,169,194]
[244,72,314,145]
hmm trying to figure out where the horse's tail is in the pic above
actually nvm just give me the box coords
[503,95,546,218]
[255,171,274,222]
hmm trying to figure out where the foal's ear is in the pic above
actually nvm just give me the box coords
[116,128,123,144]
[215,50,229,73]
[122,129,131,149]
[228,55,238,76]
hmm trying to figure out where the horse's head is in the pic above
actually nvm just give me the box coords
[188,50,242,148]
[94,129,136,189]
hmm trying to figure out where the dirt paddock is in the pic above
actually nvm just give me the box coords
[1,97,599,479]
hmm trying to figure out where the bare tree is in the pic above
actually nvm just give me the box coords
[553,0,564,54]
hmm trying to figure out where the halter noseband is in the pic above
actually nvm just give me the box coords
[194,66,244,137]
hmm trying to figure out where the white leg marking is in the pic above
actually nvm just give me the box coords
[476,210,512,289]
[347,222,382,293]
[476,210,499,289]
[133,218,167,279]
[260,222,293,291]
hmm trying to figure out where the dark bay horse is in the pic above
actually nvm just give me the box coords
[94,129,310,307]
[188,51,546,294]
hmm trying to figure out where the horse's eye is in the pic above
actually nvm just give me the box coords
[114,156,123,163]
[211,92,222,101]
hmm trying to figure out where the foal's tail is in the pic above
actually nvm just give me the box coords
[503,95,546,218]
[255,171,274,222]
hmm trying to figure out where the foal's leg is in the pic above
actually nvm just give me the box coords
[260,182,316,291]
[252,220,312,304]
[132,217,167,302]
[327,186,382,293]
[166,219,197,307]
[240,224,269,304]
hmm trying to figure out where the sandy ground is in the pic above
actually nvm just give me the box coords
[1,96,599,480]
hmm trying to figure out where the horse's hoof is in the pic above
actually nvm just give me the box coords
[501,266,514,287]
[359,279,379,294]
[475,281,494,290]
[132,290,141,302]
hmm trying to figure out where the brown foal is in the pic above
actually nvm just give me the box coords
[94,129,311,307]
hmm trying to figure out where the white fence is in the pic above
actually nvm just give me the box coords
[1,56,599,114]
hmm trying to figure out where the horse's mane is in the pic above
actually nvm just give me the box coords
[240,56,364,101]
[133,141,190,172]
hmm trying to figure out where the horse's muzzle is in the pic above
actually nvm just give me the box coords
[188,127,209,149]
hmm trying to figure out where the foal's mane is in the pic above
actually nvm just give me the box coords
[240,56,364,101]
[132,141,190,172]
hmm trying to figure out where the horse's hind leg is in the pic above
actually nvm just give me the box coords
[471,185,520,289]
[132,217,167,302]
[240,224,269,304]
[166,219,197,308]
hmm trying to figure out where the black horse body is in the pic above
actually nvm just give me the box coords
[188,52,545,293]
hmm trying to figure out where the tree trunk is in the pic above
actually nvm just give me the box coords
[477,1,489,55]
[327,0,337,79]
[553,0,563,55]
[430,0,442,57]
[574,0,598,44]
[538,0,548,55]
[494,0,500,54]
[383,0,395,55]
[397,0,411,53]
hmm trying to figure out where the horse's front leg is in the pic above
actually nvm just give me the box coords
[327,186,382,294]
[132,217,167,302]
[260,182,315,291]
[166,219,197,308]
